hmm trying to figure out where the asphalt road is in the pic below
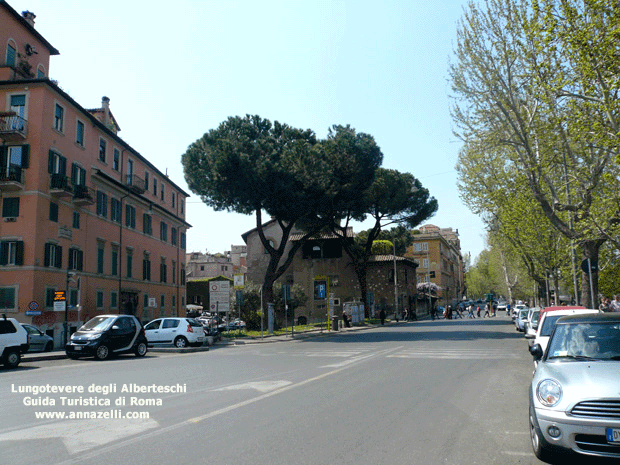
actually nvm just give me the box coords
[1,317,551,465]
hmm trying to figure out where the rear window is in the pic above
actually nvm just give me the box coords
[187,319,202,327]
[0,320,17,334]
[541,315,564,336]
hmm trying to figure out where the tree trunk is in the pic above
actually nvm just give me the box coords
[580,240,603,308]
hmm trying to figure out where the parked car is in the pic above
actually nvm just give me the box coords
[144,317,205,347]
[21,324,54,352]
[0,316,29,368]
[516,309,530,332]
[529,313,620,461]
[512,304,527,320]
[65,314,148,360]
[531,308,600,359]
[524,309,541,347]
[227,319,246,330]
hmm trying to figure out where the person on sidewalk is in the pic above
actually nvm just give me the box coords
[379,309,386,325]
[342,311,351,328]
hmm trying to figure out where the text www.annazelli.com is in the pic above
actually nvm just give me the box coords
[34,410,150,420]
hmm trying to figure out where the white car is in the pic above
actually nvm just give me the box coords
[0,316,29,368]
[144,318,205,348]
[524,309,541,347]
[531,308,600,358]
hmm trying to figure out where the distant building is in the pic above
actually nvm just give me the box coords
[0,2,190,347]
[242,222,418,323]
[407,224,464,307]
[185,245,247,282]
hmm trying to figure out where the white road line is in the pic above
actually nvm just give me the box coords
[55,345,402,464]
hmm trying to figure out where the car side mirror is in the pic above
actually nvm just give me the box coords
[530,343,543,361]
[111,325,120,331]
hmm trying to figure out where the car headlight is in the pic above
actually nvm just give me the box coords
[537,379,562,407]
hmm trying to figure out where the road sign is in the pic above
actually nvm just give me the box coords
[54,291,66,301]
[234,274,244,289]
[581,258,598,273]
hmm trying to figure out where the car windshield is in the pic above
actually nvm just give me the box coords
[540,314,565,336]
[547,322,620,360]
[531,311,540,325]
[79,316,116,332]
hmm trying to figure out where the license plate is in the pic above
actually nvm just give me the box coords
[606,428,620,443]
[74,345,82,351]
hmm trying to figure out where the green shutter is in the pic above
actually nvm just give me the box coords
[20,145,29,168]
[15,241,24,266]
[0,241,8,265]
[44,243,51,267]
[55,245,62,268]
[48,150,55,173]
[0,146,7,171]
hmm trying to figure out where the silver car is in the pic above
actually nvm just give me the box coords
[529,313,620,461]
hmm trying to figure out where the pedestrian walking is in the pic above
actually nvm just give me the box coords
[379,309,386,325]
[483,303,491,318]
[467,304,475,318]
[476,305,481,317]
[599,297,610,312]
[492,301,498,317]
[610,295,620,312]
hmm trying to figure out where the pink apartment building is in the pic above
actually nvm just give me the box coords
[0,1,191,347]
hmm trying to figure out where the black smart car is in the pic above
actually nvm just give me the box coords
[65,314,148,360]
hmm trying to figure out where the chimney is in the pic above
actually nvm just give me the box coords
[101,96,111,126]
[22,11,36,27]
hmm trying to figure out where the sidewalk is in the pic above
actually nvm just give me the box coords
[216,320,382,346]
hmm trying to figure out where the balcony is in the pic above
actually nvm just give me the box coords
[50,173,73,197]
[72,185,95,206]
[0,166,24,191]
[125,174,145,194]
[0,113,28,141]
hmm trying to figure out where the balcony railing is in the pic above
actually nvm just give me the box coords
[0,113,27,141]
[125,174,145,194]
[72,184,95,206]
[0,166,24,191]
[50,173,73,197]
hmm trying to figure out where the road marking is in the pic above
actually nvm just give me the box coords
[0,418,158,455]
[502,451,532,456]
[387,348,520,360]
[54,345,402,465]
[213,380,292,392]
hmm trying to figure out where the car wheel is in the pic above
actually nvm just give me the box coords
[95,344,110,360]
[135,342,148,357]
[174,336,188,348]
[529,404,554,463]
[4,349,21,368]
[44,342,53,352]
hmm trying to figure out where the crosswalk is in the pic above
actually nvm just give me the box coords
[387,347,520,360]
[275,346,520,361]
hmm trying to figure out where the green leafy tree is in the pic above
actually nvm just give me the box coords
[182,116,383,305]
[331,168,438,315]
[451,0,620,306]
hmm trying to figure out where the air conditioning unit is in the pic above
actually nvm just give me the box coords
[3,217,17,222]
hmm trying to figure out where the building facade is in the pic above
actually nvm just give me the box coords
[242,223,418,323]
[0,2,190,347]
[407,224,464,307]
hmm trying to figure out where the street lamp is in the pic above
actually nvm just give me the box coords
[393,236,398,319]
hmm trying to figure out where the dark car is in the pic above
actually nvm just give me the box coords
[65,314,148,360]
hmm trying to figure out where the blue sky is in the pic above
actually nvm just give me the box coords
[12,0,486,261]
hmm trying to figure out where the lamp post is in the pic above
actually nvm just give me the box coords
[393,237,398,319]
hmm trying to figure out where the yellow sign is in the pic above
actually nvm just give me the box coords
[54,291,66,301]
